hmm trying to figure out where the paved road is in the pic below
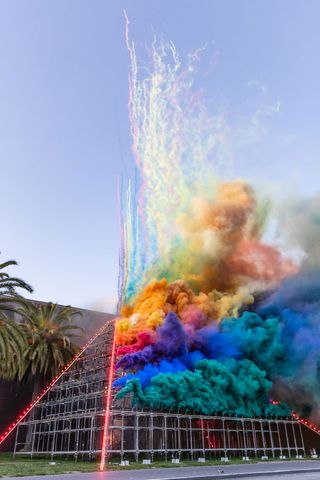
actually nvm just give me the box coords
[4,460,320,480]
[238,476,320,480]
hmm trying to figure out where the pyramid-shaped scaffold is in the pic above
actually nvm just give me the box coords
[1,317,320,464]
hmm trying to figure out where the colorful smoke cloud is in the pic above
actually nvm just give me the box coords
[115,22,320,421]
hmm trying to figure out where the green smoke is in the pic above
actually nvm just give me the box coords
[117,358,291,417]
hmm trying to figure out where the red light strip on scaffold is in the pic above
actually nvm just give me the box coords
[270,399,320,436]
[99,319,118,471]
[292,412,320,436]
[0,319,115,447]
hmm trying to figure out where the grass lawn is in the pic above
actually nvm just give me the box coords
[0,453,99,477]
[0,452,314,477]
[0,454,96,477]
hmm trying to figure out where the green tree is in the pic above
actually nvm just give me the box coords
[0,258,33,379]
[17,301,83,385]
[16,301,83,450]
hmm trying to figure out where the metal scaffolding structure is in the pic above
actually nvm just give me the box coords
[12,321,309,461]
[14,318,115,459]
[105,410,306,462]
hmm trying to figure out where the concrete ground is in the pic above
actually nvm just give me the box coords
[3,460,320,480]
[246,476,320,480]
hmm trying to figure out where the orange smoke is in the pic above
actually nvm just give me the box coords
[117,180,296,348]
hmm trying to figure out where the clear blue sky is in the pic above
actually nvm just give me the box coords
[1,1,319,311]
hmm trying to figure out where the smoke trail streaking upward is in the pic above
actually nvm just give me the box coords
[122,13,236,302]
[117,20,320,422]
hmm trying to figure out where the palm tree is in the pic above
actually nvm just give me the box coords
[17,301,83,386]
[0,319,26,379]
[0,258,33,299]
[0,258,33,380]
[16,301,83,450]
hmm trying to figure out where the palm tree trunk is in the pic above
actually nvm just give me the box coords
[22,375,43,452]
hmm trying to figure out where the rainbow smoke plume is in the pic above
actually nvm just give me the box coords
[115,21,320,421]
